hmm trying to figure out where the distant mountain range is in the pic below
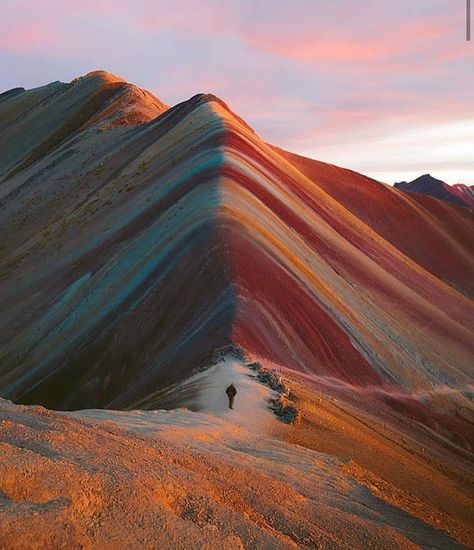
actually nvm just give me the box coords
[394,174,474,209]
[0,72,472,423]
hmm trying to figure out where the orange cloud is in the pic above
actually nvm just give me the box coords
[244,19,448,65]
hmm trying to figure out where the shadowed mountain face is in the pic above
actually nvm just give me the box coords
[0,73,473,423]
[394,174,474,210]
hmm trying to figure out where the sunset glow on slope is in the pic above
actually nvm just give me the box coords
[1,0,472,184]
[1,4,474,546]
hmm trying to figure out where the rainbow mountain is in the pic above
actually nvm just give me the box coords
[0,71,473,435]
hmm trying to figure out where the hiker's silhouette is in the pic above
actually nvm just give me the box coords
[226,383,237,409]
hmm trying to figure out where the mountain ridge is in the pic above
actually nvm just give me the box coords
[0,73,472,453]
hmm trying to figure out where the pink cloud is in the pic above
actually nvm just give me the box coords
[0,0,472,184]
[258,39,384,62]
[0,20,61,54]
[243,19,449,66]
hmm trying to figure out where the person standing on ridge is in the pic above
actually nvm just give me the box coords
[226,383,237,409]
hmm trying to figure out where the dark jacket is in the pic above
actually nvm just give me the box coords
[226,384,237,397]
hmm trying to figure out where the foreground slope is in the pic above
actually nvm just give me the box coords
[0,375,469,550]
[0,355,471,548]
[0,73,473,443]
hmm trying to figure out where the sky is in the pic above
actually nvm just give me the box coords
[1,0,472,185]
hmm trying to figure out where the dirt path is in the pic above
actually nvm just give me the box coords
[194,357,280,434]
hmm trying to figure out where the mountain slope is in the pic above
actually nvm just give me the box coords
[0,73,472,433]
[2,393,469,550]
[276,150,474,298]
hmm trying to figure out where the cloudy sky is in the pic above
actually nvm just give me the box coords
[1,0,472,184]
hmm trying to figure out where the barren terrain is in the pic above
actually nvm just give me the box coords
[1,359,471,549]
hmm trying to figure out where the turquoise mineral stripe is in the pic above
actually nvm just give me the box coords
[20,272,92,352]
[7,177,223,393]
[29,138,225,284]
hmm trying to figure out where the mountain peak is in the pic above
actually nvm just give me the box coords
[69,70,169,122]
[179,92,255,134]
[412,173,444,185]
[394,174,473,209]
[190,92,222,104]
[0,71,169,180]
[78,70,126,85]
